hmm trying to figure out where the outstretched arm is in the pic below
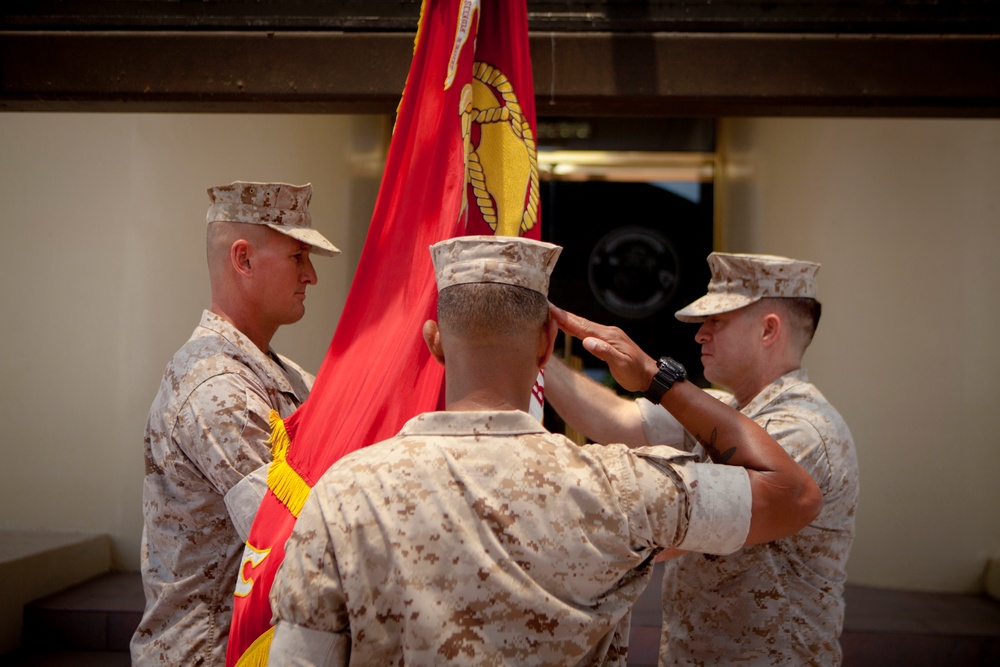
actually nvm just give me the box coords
[550,304,822,546]
[544,356,649,447]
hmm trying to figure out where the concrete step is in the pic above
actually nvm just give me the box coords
[21,573,143,652]
[0,650,131,667]
[3,565,1000,666]
[841,584,1000,665]
[0,531,112,657]
[0,573,141,667]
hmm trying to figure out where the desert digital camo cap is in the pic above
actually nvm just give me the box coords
[430,235,562,296]
[675,252,820,323]
[205,181,341,257]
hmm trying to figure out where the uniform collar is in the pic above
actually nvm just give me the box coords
[398,410,547,437]
[197,309,302,398]
[740,368,810,415]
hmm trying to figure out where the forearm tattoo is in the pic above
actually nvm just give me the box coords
[698,427,737,464]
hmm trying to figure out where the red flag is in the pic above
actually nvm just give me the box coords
[226,1,540,664]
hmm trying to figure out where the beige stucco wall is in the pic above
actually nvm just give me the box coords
[0,113,381,571]
[719,117,1000,593]
[1,113,998,594]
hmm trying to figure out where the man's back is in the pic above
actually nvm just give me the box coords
[270,409,742,666]
[267,236,823,667]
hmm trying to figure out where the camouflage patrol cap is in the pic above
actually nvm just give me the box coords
[675,252,820,323]
[206,181,340,257]
[430,235,562,295]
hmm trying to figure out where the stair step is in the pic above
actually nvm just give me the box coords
[0,650,131,667]
[0,531,112,657]
[21,573,143,653]
[841,584,1000,665]
[5,568,1000,666]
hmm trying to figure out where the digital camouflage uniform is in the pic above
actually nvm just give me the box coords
[267,410,752,667]
[639,370,858,666]
[132,310,314,666]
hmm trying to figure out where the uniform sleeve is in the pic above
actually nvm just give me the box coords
[762,415,832,490]
[268,621,348,667]
[632,445,751,555]
[173,372,274,517]
[269,483,351,666]
[637,398,687,447]
[638,390,733,458]
[225,465,269,541]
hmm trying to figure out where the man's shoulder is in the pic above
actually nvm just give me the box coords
[167,333,261,385]
[777,385,847,425]
[151,331,269,418]
[752,376,856,471]
[755,374,845,422]
[321,415,570,476]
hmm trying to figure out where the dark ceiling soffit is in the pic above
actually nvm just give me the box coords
[3,0,999,34]
[2,31,998,117]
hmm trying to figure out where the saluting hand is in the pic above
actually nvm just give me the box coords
[549,303,659,394]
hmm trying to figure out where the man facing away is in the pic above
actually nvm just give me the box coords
[265,236,822,666]
[131,181,340,665]
[546,251,859,665]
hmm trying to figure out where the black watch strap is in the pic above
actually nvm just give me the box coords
[643,356,687,404]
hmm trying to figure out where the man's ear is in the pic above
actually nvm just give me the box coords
[761,312,782,348]
[231,239,253,278]
[537,315,559,369]
[423,320,445,366]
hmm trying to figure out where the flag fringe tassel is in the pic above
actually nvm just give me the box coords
[266,410,311,518]
[234,626,275,667]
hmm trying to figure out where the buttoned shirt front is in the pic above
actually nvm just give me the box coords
[639,369,859,666]
[132,310,313,666]
[267,410,752,667]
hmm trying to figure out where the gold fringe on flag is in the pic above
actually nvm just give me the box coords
[234,626,275,667]
[266,410,311,518]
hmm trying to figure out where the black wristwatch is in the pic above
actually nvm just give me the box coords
[643,356,687,404]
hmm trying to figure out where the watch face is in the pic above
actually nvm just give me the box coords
[587,226,680,319]
[663,357,684,371]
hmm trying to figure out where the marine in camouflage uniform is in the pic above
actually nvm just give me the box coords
[548,252,859,666]
[133,311,314,664]
[269,410,750,666]
[267,237,822,666]
[641,373,857,665]
[131,182,338,666]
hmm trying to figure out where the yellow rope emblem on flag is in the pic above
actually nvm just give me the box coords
[461,61,539,236]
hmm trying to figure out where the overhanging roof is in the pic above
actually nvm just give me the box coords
[2,1,998,117]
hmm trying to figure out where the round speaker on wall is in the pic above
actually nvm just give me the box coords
[587,225,681,320]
